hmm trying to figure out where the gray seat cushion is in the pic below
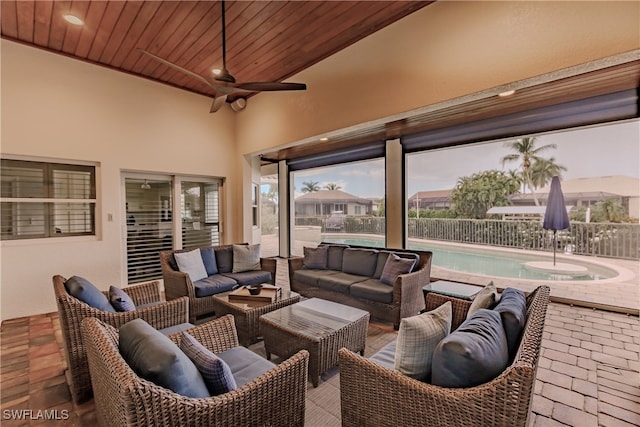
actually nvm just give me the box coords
[193,275,238,298]
[217,346,276,387]
[349,279,394,304]
[370,340,396,369]
[342,248,378,277]
[65,276,116,312]
[119,319,210,398]
[431,309,509,388]
[325,245,348,270]
[316,272,367,294]
[292,269,339,286]
[493,287,527,360]
[214,246,234,273]
[222,270,271,286]
[200,247,219,276]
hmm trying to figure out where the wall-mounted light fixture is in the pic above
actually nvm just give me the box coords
[230,98,247,112]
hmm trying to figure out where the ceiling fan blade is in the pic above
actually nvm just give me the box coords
[138,49,217,90]
[235,82,307,92]
[210,95,228,113]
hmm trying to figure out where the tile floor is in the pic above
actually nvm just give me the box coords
[1,259,638,426]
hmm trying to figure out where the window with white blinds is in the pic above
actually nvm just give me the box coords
[125,177,222,284]
[181,181,220,249]
[1,159,96,240]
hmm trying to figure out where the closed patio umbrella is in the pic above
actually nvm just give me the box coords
[543,176,570,266]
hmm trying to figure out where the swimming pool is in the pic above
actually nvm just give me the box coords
[321,235,618,281]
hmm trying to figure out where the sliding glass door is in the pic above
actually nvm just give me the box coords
[125,176,173,283]
[124,174,222,283]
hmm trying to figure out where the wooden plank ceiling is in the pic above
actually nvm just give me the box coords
[1,0,432,100]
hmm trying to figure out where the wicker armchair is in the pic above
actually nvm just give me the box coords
[160,244,278,323]
[53,275,190,404]
[82,315,309,427]
[339,285,550,427]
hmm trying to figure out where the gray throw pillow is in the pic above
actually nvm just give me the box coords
[380,254,416,285]
[493,287,527,360]
[64,276,115,312]
[232,244,261,273]
[200,247,219,276]
[180,332,237,396]
[174,249,208,282]
[109,285,136,312]
[395,302,452,381]
[119,319,210,398]
[303,246,328,269]
[431,309,509,388]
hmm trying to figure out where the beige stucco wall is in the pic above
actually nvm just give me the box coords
[236,1,640,155]
[0,40,238,320]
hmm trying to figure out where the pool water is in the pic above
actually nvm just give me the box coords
[321,236,617,281]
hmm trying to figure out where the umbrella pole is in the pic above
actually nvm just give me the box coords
[553,230,557,266]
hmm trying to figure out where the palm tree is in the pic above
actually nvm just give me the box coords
[324,183,341,190]
[530,157,567,190]
[501,137,559,206]
[301,180,320,193]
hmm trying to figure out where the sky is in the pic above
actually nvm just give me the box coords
[290,120,639,199]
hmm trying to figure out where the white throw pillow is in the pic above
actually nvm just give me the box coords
[466,282,497,319]
[232,244,261,273]
[174,249,208,282]
[394,301,452,381]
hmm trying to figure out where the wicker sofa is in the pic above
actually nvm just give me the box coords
[338,285,550,427]
[82,315,309,427]
[52,275,190,404]
[160,244,277,323]
[288,245,432,329]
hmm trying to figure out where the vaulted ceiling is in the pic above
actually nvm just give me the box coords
[1,1,432,101]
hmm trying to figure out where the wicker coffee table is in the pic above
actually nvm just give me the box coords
[211,287,300,346]
[259,298,370,387]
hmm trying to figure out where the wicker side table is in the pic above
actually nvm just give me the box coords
[260,298,370,387]
[423,281,481,331]
[211,288,300,347]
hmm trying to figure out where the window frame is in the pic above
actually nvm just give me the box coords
[1,158,97,241]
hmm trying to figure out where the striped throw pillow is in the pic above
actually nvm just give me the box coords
[394,301,452,381]
[180,332,237,396]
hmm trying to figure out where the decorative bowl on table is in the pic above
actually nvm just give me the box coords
[247,284,263,295]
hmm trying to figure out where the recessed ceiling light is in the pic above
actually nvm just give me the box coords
[498,89,516,97]
[320,137,329,142]
[63,14,84,25]
[212,68,221,75]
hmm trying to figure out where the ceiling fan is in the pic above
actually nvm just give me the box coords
[139,0,306,113]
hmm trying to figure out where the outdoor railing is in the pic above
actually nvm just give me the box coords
[296,216,640,260]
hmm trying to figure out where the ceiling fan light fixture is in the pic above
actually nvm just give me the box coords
[140,180,151,190]
[63,14,84,25]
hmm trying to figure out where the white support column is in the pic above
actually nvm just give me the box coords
[385,138,404,248]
